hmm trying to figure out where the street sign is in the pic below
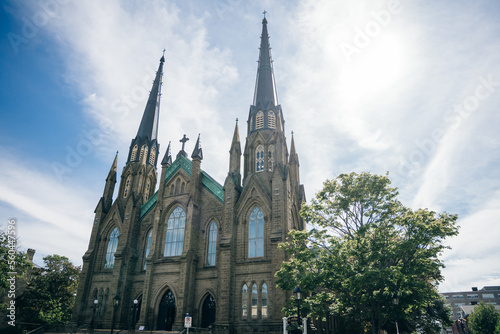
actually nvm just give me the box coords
[185,314,192,328]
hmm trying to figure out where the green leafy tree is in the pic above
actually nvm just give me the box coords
[277,172,458,334]
[17,254,81,325]
[468,302,499,334]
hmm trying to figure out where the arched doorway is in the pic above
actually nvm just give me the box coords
[157,290,176,331]
[201,294,216,328]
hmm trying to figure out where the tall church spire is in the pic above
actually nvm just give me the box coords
[253,16,278,108]
[247,16,285,136]
[243,16,287,181]
[136,54,164,142]
[127,54,164,166]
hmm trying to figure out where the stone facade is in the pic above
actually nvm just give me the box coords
[72,18,305,333]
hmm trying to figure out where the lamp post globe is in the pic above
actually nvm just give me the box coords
[90,299,98,331]
[132,299,139,330]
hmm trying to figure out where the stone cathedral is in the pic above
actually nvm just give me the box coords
[73,17,305,333]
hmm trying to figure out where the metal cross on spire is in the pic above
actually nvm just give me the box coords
[180,134,189,152]
[262,10,267,18]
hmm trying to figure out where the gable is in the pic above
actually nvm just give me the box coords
[139,155,224,220]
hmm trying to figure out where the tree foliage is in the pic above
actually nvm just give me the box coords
[277,172,458,334]
[468,302,500,334]
[17,254,81,325]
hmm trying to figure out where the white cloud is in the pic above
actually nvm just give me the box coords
[0,149,94,265]
[439,192,500,291]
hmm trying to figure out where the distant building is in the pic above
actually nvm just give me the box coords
[440,286,500,334]
[71,17,305,334]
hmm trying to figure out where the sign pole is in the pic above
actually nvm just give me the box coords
[185,313,192,334]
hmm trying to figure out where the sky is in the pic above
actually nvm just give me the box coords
[0,0,499,293]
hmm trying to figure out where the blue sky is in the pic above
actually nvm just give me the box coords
[1,0,499,293]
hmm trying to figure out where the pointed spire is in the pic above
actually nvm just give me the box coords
[161,141,172,167]
[136,55,164,142]
[191,134,203,160]
[103,152,118,210]
[229,120,241,175]
[253,15,278,108]
[289,131,299,164]
[231,119,241,150]
[107,152,118,180]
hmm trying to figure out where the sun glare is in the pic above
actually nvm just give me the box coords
[339,34,408,101]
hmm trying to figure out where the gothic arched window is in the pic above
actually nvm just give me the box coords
[256,145,264,172]
[149,147,156,165]
[131,144,138,161]
[248,207,264,258]
[164,207,186,257]
[98,289,104,317]
[262,283,268,318]
[144,178,151,202]
[256,110,264,129]
[207,221,217,266]
[242,284,248,317]
[143,229,152,270]
[143,146,149,164]
[103,288,109,317]
[251,284,258,319]
[268,145,275,172]
[123,175,132,198]
[268,110,276,129]
[104,227,119,269]
[139,145,145,162]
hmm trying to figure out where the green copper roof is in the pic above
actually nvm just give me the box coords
[139,155,224,220]
[140,191,158,219]
[164,154,193,184]
[201,171,224,202]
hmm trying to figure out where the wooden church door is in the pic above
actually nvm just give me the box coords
[201,294,216,328]
[157,290,176,331]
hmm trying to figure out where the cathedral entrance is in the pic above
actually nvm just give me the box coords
[157,290,176,331]
[201,294,216,328]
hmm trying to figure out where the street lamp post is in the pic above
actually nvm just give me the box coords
[392,293,400,334]
[132,299,138,331]
[293,285,302,333]
[90,299,98,332]
[110,295,121,334]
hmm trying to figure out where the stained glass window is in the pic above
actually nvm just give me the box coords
[143,229,152,270]
[248,207,264,258]
[164,207,186,257]
[207,221,217,266]
[256,145,264,172]
[104,227,119,269]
